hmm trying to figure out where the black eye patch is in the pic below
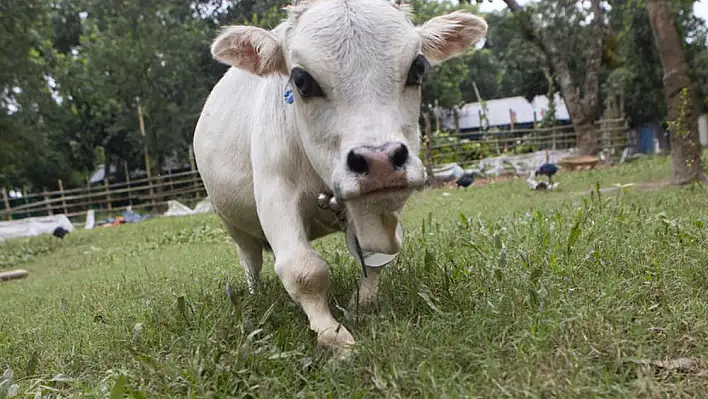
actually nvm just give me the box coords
[405,54,430,87]
[290,67,325,99]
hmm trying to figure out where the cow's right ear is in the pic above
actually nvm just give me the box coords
[211,26,288,76]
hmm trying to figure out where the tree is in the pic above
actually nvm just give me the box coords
[0,0,78,190]
[483,10,549,102]
[647,0,705,184]
[605,0,708,130]
[497,0,609,155]
[46,0,222,180]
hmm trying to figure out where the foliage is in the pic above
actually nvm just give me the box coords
[605,0,708,127]
[483,10,550,103]
[425,132,494,165]
[1,0,707,191]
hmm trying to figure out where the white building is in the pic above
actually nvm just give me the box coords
[440,93,571,131]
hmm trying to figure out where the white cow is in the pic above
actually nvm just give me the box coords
[193,0,487,358]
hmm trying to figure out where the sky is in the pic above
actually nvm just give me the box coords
[475,0,708,22]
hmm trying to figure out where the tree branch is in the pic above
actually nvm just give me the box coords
[502,0,606,125]
[501,0,524,13]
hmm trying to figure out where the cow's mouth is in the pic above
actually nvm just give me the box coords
[318,188,409,255]
[359,184,410,198]
[336,180,425,202]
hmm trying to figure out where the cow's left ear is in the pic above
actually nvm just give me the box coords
[211,26,288,76]
[417,11,488,65]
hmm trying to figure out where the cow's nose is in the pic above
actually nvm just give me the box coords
[346,143,409,175]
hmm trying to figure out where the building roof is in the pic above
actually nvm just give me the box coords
[440,93,571,130]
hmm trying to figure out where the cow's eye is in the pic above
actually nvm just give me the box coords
[291,67,324,99]
[405,55,430,87]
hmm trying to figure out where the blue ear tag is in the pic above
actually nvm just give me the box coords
[284,88,294,104]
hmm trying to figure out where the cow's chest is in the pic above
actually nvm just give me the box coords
[305,203,347,242]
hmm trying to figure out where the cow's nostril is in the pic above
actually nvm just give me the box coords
[347,150,369,174]
[391,144,409,169]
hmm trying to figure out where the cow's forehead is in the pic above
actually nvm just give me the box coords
[285,0,420,80]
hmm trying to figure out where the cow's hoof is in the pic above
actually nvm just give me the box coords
[316,324,355,360]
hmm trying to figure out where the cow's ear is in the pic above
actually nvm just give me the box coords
[416,11,488,65]
[211,26,288,76]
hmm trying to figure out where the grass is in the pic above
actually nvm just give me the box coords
[1,154,707,398]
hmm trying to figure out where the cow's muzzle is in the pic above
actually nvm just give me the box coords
[338,142,423,200]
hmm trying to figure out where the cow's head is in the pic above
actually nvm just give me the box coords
[211,0,487,254]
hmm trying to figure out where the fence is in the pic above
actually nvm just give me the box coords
[424,117,629,169]
[1,117,631,222]
[1,169,207,222]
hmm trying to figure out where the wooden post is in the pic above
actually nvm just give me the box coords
[104,176,112,211]
[22,185,29,218]
[433,99,440,134]
[137,96,156,207]
[87,178,93,210]
[124,160,133,208]
[137,97,150,180]
[453,106,461,136]
[43,190,53,216]
[168,169,174,194]
[1,187,11,221]
[509,108,515,130]
[533,111,539,152]
[453,107,461,162]
[148,176,157,208]
[553,130,557,151]
[57,179,68,215]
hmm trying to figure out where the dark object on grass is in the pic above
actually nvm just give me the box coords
[535,181,549,190]
[456,174,475,190]
[535,163,559,185]
[52,226,70,239]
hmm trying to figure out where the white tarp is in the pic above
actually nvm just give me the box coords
[163,200,196,217]
[192,197,214,214]
[429,149,578,182]
[84,209,96,229]
[478,149,577,177]
[163,197,214,217]
[432,163,465,182]
[0,214,75,242]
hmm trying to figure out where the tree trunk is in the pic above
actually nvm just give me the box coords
[647,0,704,184]
[502,0,605,155]
[575,121,597,156]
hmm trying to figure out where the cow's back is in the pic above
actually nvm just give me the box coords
[193,67,278,238]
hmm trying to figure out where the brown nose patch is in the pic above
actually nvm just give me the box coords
[359,151,408,195]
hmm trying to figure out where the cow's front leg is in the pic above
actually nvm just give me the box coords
[275,247,355,357]
[349,266,384,313]
[256,182,355,359]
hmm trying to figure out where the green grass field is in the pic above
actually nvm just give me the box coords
[1,155,707,398]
